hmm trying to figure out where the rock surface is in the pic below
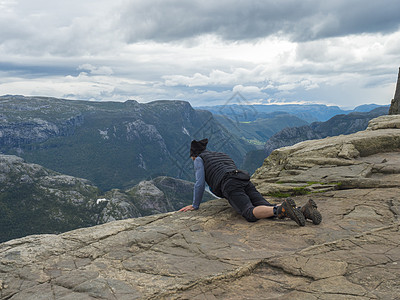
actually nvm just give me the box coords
[263,107,388,159]
[0,189,399,299]
[389,67,400,115]
[1,115,400,299]
[252,115,400,196]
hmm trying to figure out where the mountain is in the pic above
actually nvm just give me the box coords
[101,175,215,222]
[197,103,389,123]
[241,107,389,175]
[0,154,101,243]
[214,112,308,146]
[263,107,389,157]
[0,154,215,243]
[196,103,349,123]
[0,95,253,190]
[353,103,386,112]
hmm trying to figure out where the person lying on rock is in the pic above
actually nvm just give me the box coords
[179,138,322,226]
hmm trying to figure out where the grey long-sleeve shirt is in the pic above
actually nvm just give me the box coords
[192,156,205,209]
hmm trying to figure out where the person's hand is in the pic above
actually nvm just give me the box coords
[179,205,195,212]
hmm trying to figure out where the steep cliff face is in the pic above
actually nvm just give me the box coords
[0,154,101,243]
[0,96,252,190]
[0,154,214,243]
[389,67,400,114]
[0,96,84,148]
[99,176,215,223]
[0,115,399,299]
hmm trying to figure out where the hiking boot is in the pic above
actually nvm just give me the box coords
[276,198,305,226]
[301,199,322,225]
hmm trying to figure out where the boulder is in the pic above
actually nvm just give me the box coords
[252,115,400,195]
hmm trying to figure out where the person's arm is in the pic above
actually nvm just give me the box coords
[192,156,205,209]
[179,157,205,211]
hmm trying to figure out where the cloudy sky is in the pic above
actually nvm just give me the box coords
[1,0,400,108]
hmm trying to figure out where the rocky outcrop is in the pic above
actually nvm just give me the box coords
[252,115,400,196]
[100,176,215,223]
[263,106,388,159]
[0,154,102,243]
[389,67,400,114]
[240,107,388,176]
[1,115,399,299]
[0,154,214,243]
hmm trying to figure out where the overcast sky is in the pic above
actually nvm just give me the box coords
[1,0,400,108]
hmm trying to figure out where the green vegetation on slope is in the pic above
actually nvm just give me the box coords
[0,96,254,190]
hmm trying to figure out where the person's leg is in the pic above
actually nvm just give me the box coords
[252,205,274,219]
[245,181,305,226]
[222,178,305,225]
[245,181,274,207]
[229,192,304,225]
[225,190,258,222]
[222,179,259,222]
[244,181,276,218]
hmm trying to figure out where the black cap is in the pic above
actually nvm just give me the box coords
[190,138,208,157]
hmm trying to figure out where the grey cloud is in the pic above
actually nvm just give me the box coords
[0,0,120,57]
[0,62,80,78]
[118,0,400,42]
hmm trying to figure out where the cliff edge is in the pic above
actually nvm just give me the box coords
[1,116,400,299]
[389,67,400,114]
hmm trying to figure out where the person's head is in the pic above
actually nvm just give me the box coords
[190,138,208,159]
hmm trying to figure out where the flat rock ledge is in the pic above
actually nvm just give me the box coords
[1,115,400,300]
[1,186,399,299]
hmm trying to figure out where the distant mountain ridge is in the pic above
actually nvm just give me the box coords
[196,103,388,123]
[214,112,308,146]
[0,95,253,190]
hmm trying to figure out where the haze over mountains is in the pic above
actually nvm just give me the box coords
[196,103,385,123]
